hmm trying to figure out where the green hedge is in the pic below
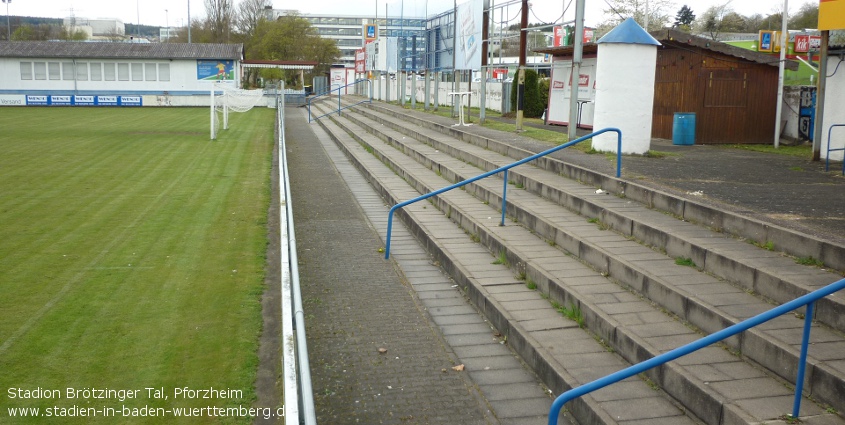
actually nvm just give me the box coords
[510,69,546,118]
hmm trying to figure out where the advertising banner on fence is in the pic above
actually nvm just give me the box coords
[0,95,26,106]
[21,95,142,106]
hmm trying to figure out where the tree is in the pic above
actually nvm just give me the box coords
[12,23,61,41]
[235,0,270,41]
[249,13,339,88]
[599,0,674,32]
[205,0,235,42]
[674,5,695,31]
[694,2,734,40]
[789,2,819,30]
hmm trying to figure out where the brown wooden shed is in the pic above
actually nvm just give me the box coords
[650,29,798,144]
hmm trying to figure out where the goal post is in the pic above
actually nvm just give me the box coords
[210,82,265,140]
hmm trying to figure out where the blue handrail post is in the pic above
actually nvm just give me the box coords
[825,124,845,175]
[385,206,396,260]
[501,169,509,226]
[792,301,814,418]
[616,132,622,178]
[383,128,622,259]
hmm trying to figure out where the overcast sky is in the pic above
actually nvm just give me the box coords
[7,0,817,29]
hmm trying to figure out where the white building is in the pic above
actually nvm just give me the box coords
[63,18,126,39]
[265,9,426,68]
[0,41,243,107]
[160,27,179,42]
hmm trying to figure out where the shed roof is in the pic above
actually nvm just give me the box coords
[536,29,798,72]
[0,41,243,61]
[651,29,798,71]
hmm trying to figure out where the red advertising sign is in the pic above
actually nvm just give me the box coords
[794,35,822,52]
[583,28,594,43]
[553,26,564,47]
[355,48,366,73]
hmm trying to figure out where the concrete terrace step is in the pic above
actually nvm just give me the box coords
[330,100,845,416]
[308,100,845,425]
[353,101,845,335]
[308,102,701,425]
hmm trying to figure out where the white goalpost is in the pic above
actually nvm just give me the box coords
[210,83,266,140]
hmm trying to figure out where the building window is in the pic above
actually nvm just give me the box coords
[158,63,170,81]
[131,63,143,81]
[62,62,74,80]
[90,63,102,81]
[34,62,47,80]
[105,63,117,81]
[49,62,61,80]
[145,63,157,81]
[76,63,88,81]
[118,63,129,81]
[20,62,33,80]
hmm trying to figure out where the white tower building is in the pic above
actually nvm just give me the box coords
[591,18,660,154]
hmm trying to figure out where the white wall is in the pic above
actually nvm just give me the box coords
[821,55,845,162]
[592,43,657,154]
[0,57,235,96]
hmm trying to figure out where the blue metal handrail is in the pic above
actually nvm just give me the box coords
[548,277,845,425]
[825,124,845,175]
[307,79,372,123]
[384,128,623,259]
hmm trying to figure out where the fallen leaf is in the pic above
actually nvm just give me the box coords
[452,364,465,372]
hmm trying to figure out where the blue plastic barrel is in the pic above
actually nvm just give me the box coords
[672,112,696,145]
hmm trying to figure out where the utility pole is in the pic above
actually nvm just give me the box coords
[774,0,788,148]
[567,0,585,141]
[812,30,828,161]
[515,0,528,131]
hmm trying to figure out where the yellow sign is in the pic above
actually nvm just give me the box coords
[819,0,845,30]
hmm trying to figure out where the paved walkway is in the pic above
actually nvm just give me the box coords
[286,108,561,424]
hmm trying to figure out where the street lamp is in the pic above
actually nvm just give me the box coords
[2,0,11,41]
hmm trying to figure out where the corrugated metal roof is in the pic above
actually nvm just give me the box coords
[0,41,243,60]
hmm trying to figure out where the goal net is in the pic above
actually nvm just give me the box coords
[210,84,266,140]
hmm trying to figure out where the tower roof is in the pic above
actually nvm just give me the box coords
[597,17,661,46]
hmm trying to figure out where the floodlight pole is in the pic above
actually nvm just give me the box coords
[3,0,11,41]
[187,0,192,43]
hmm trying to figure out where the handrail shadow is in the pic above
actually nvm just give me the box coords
[384,127,623,259]
[307,79,372,123]
[548,277,845,425]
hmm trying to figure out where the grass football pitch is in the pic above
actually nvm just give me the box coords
[0,107,275,423]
